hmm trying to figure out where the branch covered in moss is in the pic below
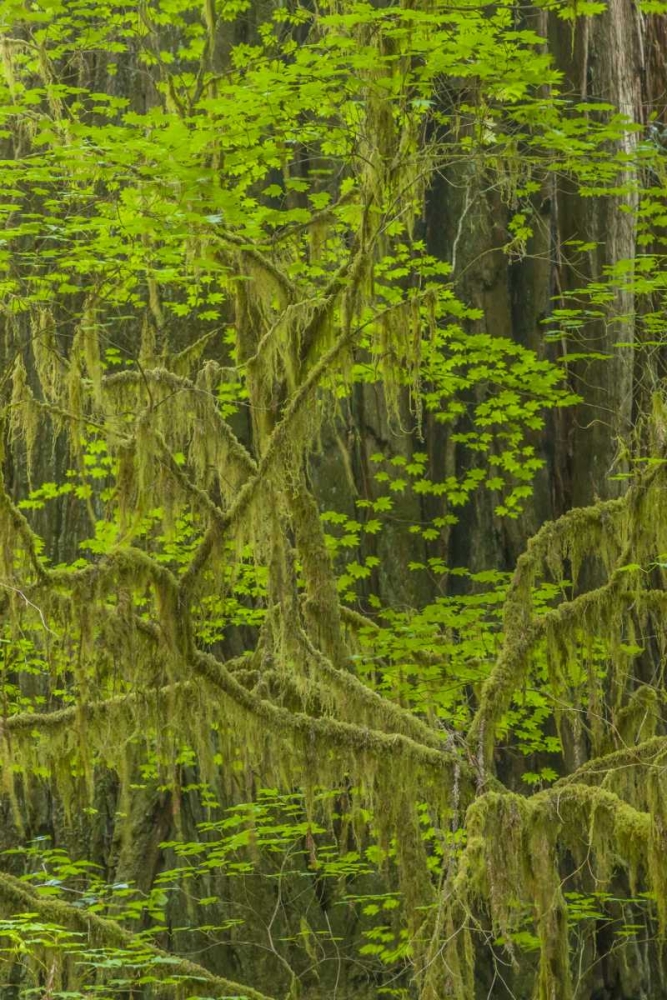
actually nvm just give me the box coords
[192,648,473,784]
[298,628,451,752]
[104,366,257,476]
[555,735,667,788]
[0,475,49,584]
[468,467,667,767]
[0,871,276,1000]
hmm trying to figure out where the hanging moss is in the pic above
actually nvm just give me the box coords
[0,7,665,997]
[470,466,667,769]
[31,309,65,405]
[9,355,39,480]
[10,361,667,998]
[458,783,654,999]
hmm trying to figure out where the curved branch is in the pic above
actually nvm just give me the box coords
[555,735,667,788]
[48,547,180,598]
[192,648,475,783]
[103,366,257,476]
[47,548,192,658]
[0,870,276,1000]
[467,468,664,768]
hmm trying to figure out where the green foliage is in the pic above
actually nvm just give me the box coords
[0,0,664,998]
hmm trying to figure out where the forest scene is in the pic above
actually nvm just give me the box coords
[0,0,667,997]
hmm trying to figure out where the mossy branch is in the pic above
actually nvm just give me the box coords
[555,735,667,788]
[178,312,368,588]
[1,682,192,735]
[0,870,276,1000]
[214,233,297,303]
[191,648,471,782]
[153,430,227,524]
[468,468,665,768]
[48,547,180,599]
[297,628,452,754]
[0,475,49,584]
[104,366,257,475]
[297,236,366,369]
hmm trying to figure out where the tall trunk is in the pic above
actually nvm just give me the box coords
[551,0,644,506]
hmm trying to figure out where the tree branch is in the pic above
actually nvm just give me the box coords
[0,870,276,1000]
[191,648,474,783]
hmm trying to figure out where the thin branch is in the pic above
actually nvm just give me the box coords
[103,366,257,475]
[0,583,55,634]
[0,477,49,584]
[153,430,227,524]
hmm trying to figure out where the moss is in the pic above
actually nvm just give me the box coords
[32,309,64,404]
[0,870,276,1000]
[469,467,667,771]
[454,781,661,997]
[0,40,665,994]
[289,479,347,667]
[9,354,39,481]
